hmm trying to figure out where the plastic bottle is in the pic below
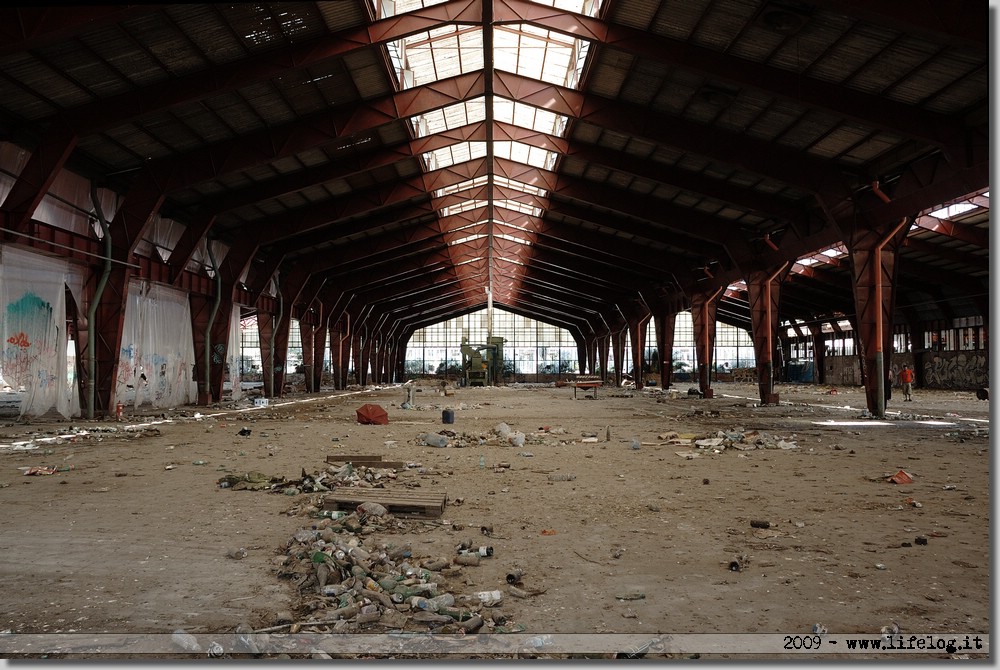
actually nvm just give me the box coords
[318,510,346,520]
[234,622,260,655]
[479,455,486,469]
[348,546,371,561]
[459,546,492,558]
[423,593,455,611]
[171,629,202,653]
[386,543,411,560]
[422,433,449,448]
[409,593,455,612]
[322,584,348,597]
[475,589,503,606]
[525,634,554,649]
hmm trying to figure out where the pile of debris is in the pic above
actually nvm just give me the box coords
[692,428,798,453]
[272,506,530,640]
[417,423,664,451]
[218,461,399,494]
[416,422,533,449]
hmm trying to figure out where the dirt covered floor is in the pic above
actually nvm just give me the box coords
[0,380,990,661]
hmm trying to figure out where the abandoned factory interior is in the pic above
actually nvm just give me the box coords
[0,0,991,662]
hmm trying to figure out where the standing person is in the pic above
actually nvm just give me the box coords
[884,367,893,406]
[900,364,915,401]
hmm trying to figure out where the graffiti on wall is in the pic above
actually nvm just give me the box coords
[922,353,988,390]
[2,293,54,388]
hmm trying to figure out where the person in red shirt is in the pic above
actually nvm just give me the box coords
[900,364,915,402]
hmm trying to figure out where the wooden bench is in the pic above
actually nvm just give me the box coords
[571,380,603,399]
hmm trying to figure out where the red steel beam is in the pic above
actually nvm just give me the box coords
[495,0,972,152]
[492,71,855,201]
[37,0,483,135]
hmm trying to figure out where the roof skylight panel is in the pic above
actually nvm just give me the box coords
[496,231,533,246]
[424,142,488,170]
[448,233,488,246]
[495,200,543,217]
[493,99,566,135]
[929,202,978,219]
[494,25,577,86]
[494,141,557,169]
[414,100,487,136]
[493,176,546,197]
[440,198,490,215]
[435,175,489,198]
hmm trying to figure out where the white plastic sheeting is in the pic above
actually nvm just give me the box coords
[116,280,197,409]
[227,304,243,401]
[0,246,85,418]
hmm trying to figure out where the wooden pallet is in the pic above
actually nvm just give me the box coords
[325,454,407,469]
[323,489,448,518]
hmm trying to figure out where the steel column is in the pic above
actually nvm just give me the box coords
[847,202,910,416]
[654,310,678,389]
[311,306,328,392]
[597,335,610,383]
[576,337,588,376]
[300,320,316,393]
[809,324,827,385]
[691,288,724,398]
[328,313,350,390]
[611,328,626,388]
[351,331,365,386]
[746,264,790,404]
[190,291,235,405]
[628,312,652,390]
[256,309,276,398]
[586,337,598,376]
[92,266,132,417]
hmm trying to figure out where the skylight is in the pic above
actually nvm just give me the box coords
[929,202,978,219]
[424,142,488,171]
[414,101,487,137]
[377,0,600,276]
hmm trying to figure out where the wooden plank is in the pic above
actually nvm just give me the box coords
[324,491,445,505]
[325,455,407,469]
[326,454,383,464]
[322,490,447,502]
[328,459,408,469]
[323,488,448,518]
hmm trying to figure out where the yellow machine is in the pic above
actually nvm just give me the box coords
[461,336,505,386]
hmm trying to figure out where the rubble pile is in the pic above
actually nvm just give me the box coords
[218,462,399,494]
[692,428,799,453]
[417,422,567,450]
[272,508,524,638]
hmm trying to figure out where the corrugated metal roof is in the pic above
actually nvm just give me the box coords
[0,0,988,334]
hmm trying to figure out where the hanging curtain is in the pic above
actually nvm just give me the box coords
[227,304,243,401]
[116,280,197,408]
[0,245,83,418]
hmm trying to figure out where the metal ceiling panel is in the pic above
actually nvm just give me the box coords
[0,0,987,340]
